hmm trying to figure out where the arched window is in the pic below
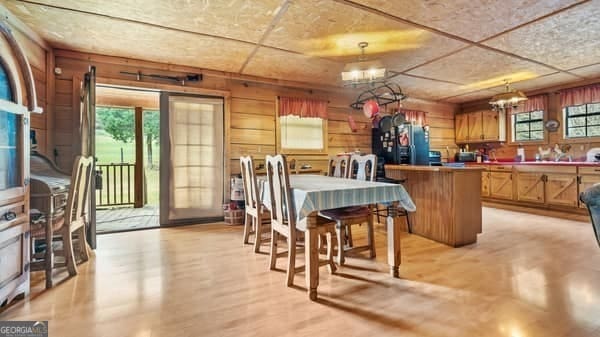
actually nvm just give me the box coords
[0,61,13,101]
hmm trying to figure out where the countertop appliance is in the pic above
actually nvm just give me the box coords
[455,152,477,162]
[429,151,442,166]
[586,148,600,162]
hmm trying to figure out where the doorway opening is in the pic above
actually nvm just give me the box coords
[94,85,160,233]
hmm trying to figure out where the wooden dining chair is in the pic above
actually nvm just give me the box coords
[240,156,270,253]
[265,154,337,286]
[30,155,93,287]
[327,155,350,178]
[321,154,377,265]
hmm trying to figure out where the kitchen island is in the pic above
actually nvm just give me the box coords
[385,165,484,247]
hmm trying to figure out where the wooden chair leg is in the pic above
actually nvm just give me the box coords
[269,230,278,270]
[326,231,336,274]
[253,214,262,253]
[367,217,376,258]
[62,228,78,277]
[243,213,252,245]
[346,226,354,247]
[44,226,54,289]
[78,226,90,262]
[405,211,412,234]
[336,222,345,265]
[286,234,296,287]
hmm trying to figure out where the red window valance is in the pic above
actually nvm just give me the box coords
[401,109,427,126]
[560,83,600,107]
[511,94,548,114]
[279,97,328,119]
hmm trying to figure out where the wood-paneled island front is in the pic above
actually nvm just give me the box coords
[385,165,484,247]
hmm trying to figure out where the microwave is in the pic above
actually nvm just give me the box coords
[454,152,476,162]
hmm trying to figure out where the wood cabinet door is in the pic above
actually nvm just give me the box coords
[481,171,490,197]
[467,112,483,142]
[546,174,578,207]
[455,113,469,143]
[490,171,513,199]
[516,172,545,203]
[579,174,600,208]
[482,110,499,141]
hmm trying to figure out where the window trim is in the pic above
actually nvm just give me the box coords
[563,103,600,139]
[276,103,328,155]
[509,109,547,145]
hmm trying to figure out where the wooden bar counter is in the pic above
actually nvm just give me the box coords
[385,165,484,247]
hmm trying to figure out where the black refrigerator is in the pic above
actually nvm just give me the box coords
[372,122,430,165]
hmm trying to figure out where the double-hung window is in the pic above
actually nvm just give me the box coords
[513,110,544,141]
[564,103,600,138]
[277,97,328,154]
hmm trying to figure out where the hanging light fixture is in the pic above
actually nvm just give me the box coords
[341,42,386,86]
[489,79,528,111]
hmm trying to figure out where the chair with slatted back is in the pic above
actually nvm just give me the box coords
[327,155,350,178]
[30,155,93,287]
[265,154,337,286]
[320,154,377,265]
[240,156,270,253]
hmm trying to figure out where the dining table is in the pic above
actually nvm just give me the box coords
[261,174,416,300]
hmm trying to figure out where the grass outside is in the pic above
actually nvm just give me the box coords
[95,129,160,207]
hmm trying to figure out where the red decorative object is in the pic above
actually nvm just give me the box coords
[279,96,328,119]
[560,83,600,107]
[347,115,358,132]
[363,99,379,118]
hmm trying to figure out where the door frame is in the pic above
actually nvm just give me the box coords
[159,92,227,226]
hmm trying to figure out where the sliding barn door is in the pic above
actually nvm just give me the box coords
[81,66,96,248]
[159,93,224,225]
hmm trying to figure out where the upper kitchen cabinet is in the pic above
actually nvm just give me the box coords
[455,110,505,144]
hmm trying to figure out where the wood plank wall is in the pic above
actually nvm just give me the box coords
[11,29,52,157]
[46,50,458,179]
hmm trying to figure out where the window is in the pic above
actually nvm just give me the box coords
[513,110,544,141]
[280,115,324,150]
[564,103,600,138]
[0,61,12,101]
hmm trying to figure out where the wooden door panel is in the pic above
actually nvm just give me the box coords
[517,173,544,203]
[455,114,469,143]
[482,110,499,141]
[490,172,513,200]
[467,112,483,142]
[481,171,490,197]
[546,174,578,207]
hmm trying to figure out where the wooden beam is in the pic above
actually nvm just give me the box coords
[134,106,143,208]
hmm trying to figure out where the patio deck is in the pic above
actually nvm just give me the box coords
[96,205,159,233]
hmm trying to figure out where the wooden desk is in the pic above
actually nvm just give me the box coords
[385,165,483,247]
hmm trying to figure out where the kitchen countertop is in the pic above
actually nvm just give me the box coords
[465,161,600,167]
[385,164,484,172]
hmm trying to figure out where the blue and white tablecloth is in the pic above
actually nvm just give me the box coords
[261,175,416,221]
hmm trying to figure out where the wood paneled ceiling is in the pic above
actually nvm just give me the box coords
[2,0,599,103]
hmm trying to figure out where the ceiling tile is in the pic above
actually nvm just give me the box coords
[495,72,582,92]
[264,0,466,72]
[568,64,600,78]
[388,74,495,101]
[443,89,504,104]
[4,2,255,73]
[351,0,582,41]
[242,48,344,85]
[406,46,556,88]
[10,0,283,43]
[483,1,600,70]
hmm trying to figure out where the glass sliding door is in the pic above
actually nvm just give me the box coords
[159,93,224,225]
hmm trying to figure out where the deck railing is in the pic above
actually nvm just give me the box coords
[96,163,136,207]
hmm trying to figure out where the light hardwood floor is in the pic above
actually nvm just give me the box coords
[2,207,600,337]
